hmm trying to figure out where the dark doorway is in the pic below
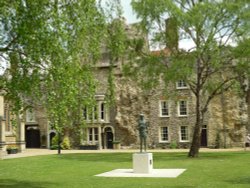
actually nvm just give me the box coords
[49,132,56,147]
[200,125,207,147]
[105,127,113,149]
[25,126,41,148]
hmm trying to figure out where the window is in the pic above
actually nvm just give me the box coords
[83,107,88,120]
[176,80,188,89]
[83,106,98,121]
[159,127,169,142]
[88,127,99,142]
[100,102,105,121]
[26,108,36,123]
[178,100,188,116]
[92,106,98,120]
[160,101,169,117]
[180,126,189,142]
[4,103,11,132]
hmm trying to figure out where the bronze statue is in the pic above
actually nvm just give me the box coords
[138,114,148,153]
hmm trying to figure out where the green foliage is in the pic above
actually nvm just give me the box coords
[61,137,71,150]
[169,140,178,149]
[131,0,250,157]
[51,135,59,147]
[51,135,70,150]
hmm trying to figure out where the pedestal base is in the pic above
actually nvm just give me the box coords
[133,153,153,174]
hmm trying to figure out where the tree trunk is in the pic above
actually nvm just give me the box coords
[57,132,61,155]
[247,88,250,133]
[188,92,202,157]
[188,120,202,157]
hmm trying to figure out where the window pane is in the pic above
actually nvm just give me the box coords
[179,101,187,115]
[161,127,168,141]
[83,107,87,120]
[180,126,188,141]
[93,106,97,120]
[88,128,93,141]
[101,103,105,120]
[161,101,169,116]
[177,80,187,88]
[94,128,98,141]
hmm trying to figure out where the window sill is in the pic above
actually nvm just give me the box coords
[159,141,170,143]
[179,140,189,143]
[178,115,188,117]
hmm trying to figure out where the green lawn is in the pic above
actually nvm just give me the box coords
[1,152,250,188]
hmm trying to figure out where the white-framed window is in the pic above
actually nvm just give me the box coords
[178,100,188,116]
[176,80,188,89]
[160,100,169,117]
[180,126,189,142]
[83,100,108,122]
[88,127,99,142]
[100,102,105,121]
[26,108,36,123]
[83,106,98,121]
[93,106,98,120]
[159,126,169,142]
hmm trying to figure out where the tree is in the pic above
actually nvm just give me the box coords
[233,38,250,132]
[0,0,125,154]
[131,0,250,157]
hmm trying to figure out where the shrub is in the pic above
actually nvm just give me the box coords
[169,141,178,149]
[51,135,71,150]
[62,137,71,149]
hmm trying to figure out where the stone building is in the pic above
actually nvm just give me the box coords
[0,61,248,154]
[0,23,248,154]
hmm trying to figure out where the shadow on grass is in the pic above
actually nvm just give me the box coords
[0,179,56,188]
[225,176,250,185]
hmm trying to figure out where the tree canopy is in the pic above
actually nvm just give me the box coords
[0,0,126,153]
[131,0,250,157]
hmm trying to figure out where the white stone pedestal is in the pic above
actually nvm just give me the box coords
[133,153,153,174]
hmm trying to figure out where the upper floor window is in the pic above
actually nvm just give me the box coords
[180,126,189,142]
[159,126,169,142]
[83,106,97,121]
[83,101,107,122]
[178,100,188,116]
[160,101,169,117]
[100,102,105,121]
[26,108,36,123]
[176,80,188,89]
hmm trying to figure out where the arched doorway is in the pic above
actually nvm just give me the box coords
[49,131,56,147]
[104,127,114,149]
[25,125,40,148]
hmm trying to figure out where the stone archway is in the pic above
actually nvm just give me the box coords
[103,126,114,149]
[48,130,56,148]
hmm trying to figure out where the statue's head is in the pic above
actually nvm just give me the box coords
[139,114,144,120]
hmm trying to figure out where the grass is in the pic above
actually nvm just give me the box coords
[1,151,250,188]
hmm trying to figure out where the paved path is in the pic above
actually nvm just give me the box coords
[1,147,246,160]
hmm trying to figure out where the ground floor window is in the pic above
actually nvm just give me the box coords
[88,127,99,142]
[180,126,189,142]
[159,126,169,142]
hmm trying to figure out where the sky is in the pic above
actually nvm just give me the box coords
[120,0,138,24]
[120,0,195,50]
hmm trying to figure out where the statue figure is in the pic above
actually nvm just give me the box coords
[138,114,148,153]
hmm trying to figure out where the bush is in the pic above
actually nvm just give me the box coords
[51,135,71,150]
[169,141,178,149]
[62,137,71,149]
